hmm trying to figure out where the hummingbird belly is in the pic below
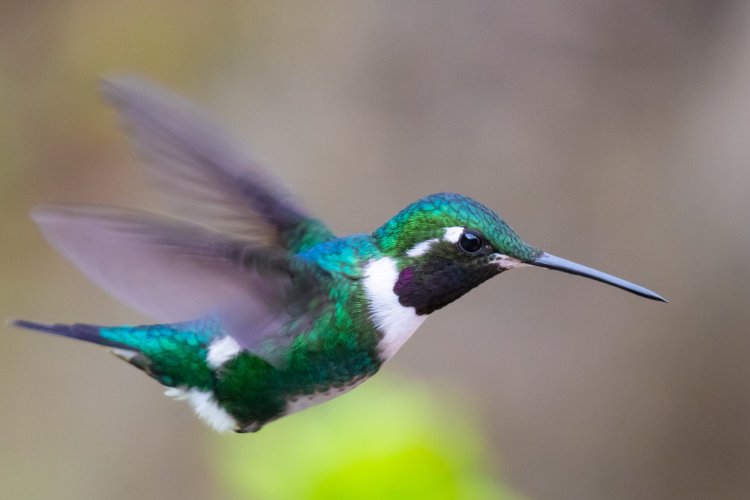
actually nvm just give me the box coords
[282,374,370,416]
[211,323,382,432]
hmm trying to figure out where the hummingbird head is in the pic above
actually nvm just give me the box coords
[373,192,665,316]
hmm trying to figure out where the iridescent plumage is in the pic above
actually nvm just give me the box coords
[14,76,665,432]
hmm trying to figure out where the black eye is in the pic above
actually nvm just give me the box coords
[458,231,483,254]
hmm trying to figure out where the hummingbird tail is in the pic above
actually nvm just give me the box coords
[12,318,222,393]
[11,319,133,350]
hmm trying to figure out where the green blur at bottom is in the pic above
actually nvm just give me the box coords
[215,375,524,500]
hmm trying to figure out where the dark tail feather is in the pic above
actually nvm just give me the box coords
[11,319,132,350]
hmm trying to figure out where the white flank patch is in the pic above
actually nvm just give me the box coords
[186,390,236,432]
[406,238,439,257]
[443,226,465,243]
[165,387,236,432]
[206,335,242,368]
[164,387,187,399]
[363,257,427,360]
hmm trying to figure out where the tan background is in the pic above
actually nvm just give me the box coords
[1,1,749,499]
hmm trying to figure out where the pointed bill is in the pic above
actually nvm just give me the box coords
[530,252,667,302]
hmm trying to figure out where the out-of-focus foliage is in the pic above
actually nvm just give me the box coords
[218,376,521,500]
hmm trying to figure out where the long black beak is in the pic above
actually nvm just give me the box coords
[531,252,667,302]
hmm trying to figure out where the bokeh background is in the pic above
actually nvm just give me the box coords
[1,1,749,499]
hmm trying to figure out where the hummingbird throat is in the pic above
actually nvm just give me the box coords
[393,229,513,316]
[393,259,499,315]
[364,227,517,359]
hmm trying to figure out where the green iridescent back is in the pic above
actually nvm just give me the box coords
[100,231,385,429]
[213,264,383,428]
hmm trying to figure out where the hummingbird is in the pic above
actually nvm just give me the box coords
[13,76,666,433]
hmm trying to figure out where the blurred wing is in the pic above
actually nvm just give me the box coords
[32,205,330,362]
[100,75,335,251]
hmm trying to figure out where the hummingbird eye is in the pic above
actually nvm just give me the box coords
[458,231,483,254]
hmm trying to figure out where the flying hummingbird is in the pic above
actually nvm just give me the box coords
[13,76,666,433]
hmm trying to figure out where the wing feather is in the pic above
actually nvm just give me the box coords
[32,205,329,362]
[99,75,334,251]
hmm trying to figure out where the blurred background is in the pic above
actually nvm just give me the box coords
[1,1,749,499]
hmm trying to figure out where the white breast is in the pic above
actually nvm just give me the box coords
[363,257,427,360]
